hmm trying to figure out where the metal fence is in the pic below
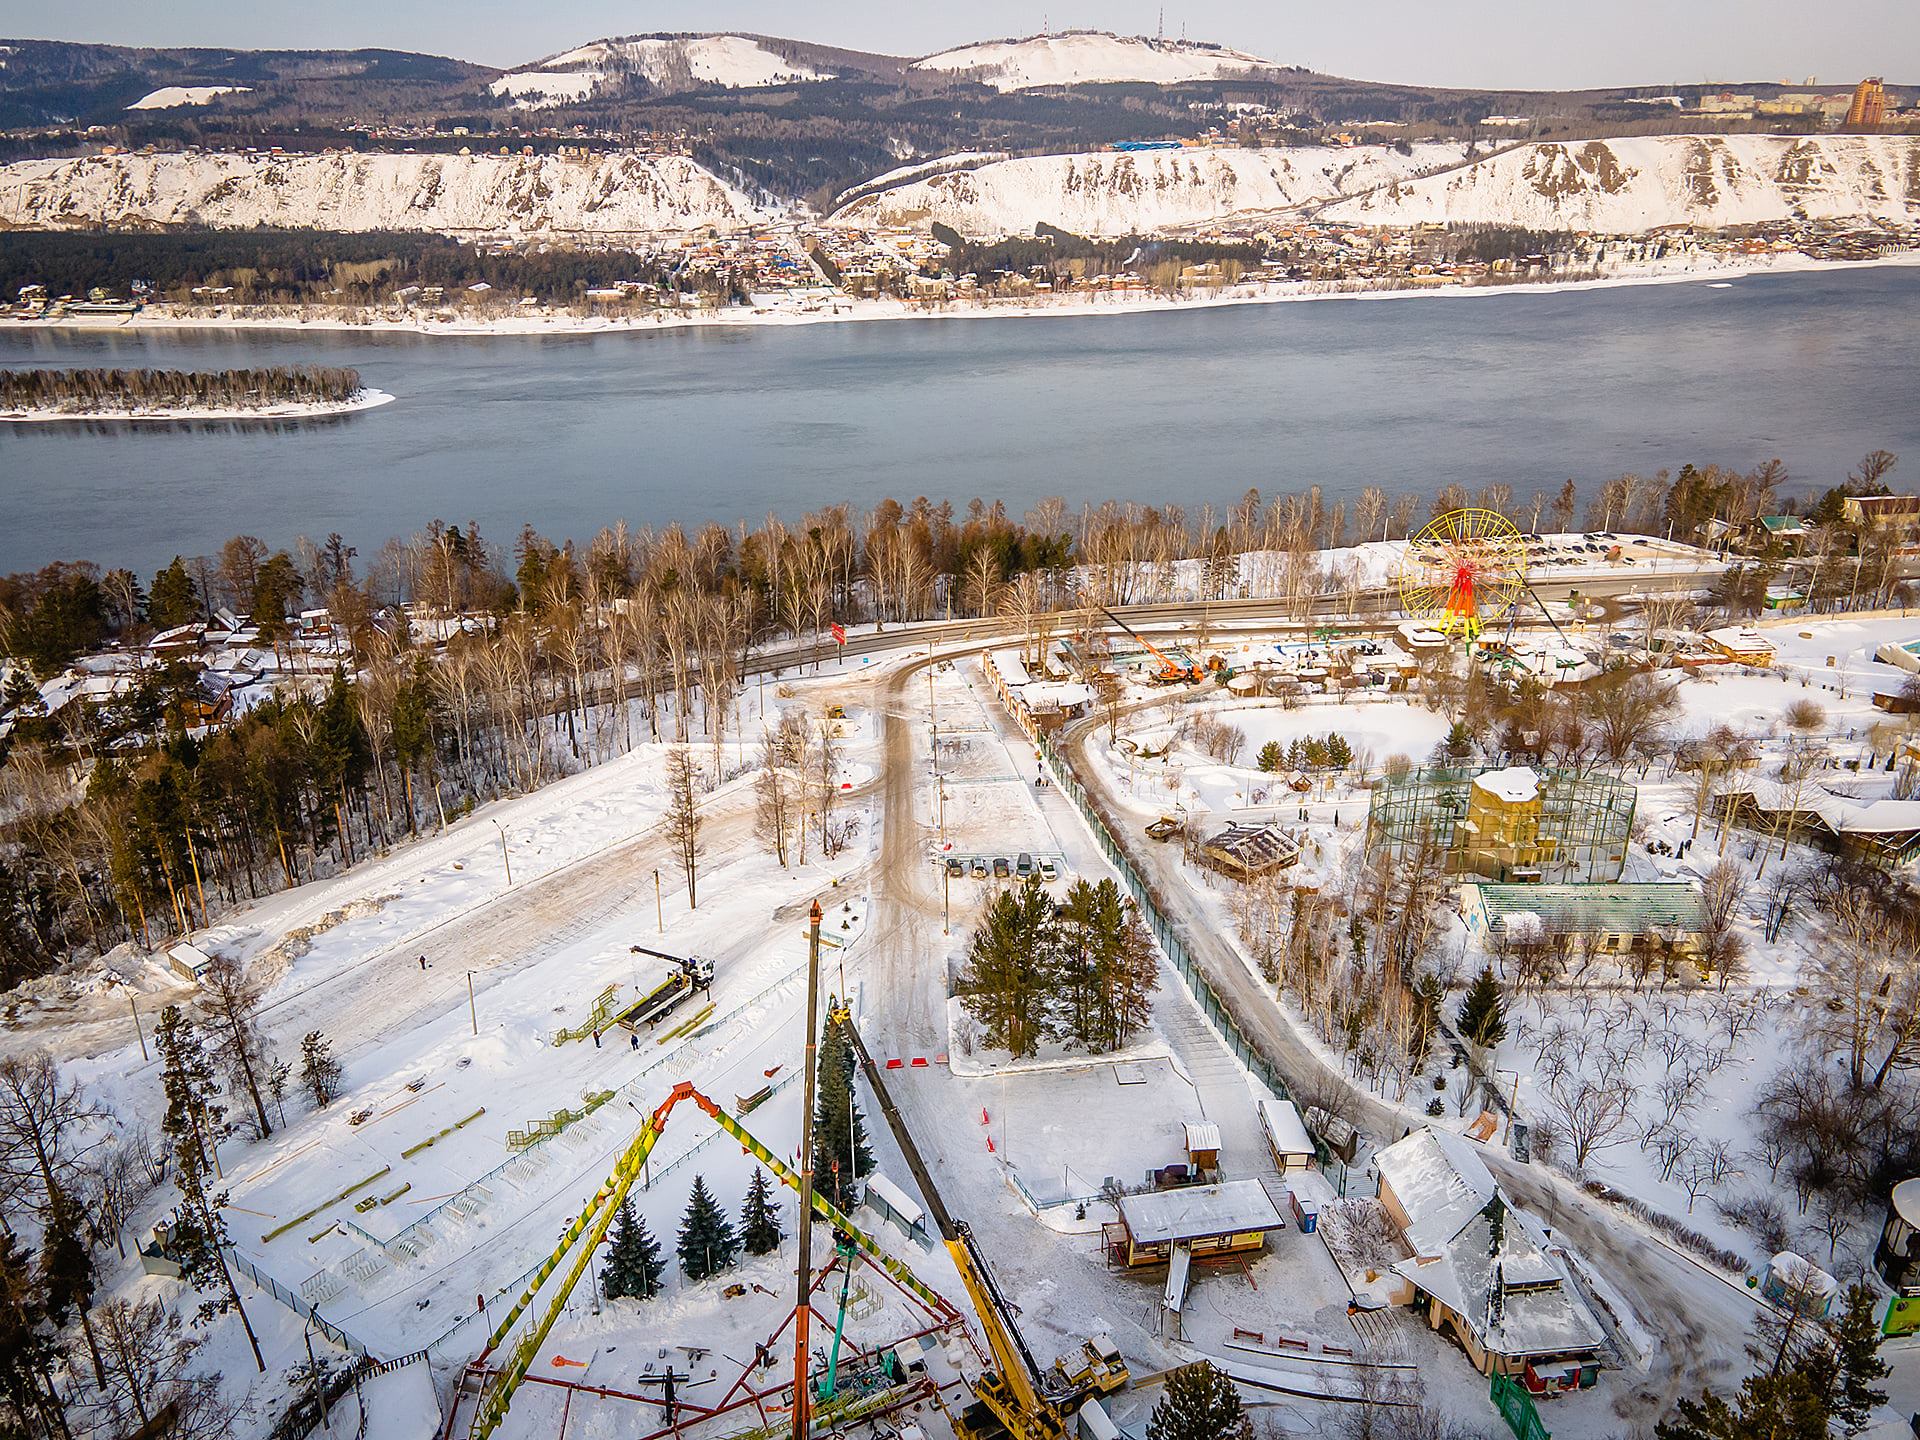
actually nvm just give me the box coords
[983,654,1292,1104]
[227,1247,373,1357]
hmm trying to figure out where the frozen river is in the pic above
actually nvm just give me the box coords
[3,263,1919,575]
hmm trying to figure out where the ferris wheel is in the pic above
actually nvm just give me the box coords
[1397,507,1529,640]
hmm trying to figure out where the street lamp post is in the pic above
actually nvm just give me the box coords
[492,821,512,887]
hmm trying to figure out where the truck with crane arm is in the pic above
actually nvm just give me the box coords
[1097,606,1200,686]
[613,946,715,1031]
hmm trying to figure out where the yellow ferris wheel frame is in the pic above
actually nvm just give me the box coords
[1397,507,1529,641]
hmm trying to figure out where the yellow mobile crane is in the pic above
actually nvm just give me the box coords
[834,1006,1128,1440]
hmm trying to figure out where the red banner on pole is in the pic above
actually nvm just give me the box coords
[830,623,846,646]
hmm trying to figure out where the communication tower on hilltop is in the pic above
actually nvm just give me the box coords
[1845,77,1886,127]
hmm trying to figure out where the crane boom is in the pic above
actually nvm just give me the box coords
[1096,607,1191,683]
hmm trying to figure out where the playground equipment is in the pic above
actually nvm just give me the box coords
[834,1006,1129,1440]
[551,985,622,1045]
[504,1090,615,1151]
[465,1082,958,1440]
[1397,508,1528,642]
[614,948,715,1032]
[1098,606,1198,685]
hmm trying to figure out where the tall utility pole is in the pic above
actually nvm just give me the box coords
[792,900,824,1440]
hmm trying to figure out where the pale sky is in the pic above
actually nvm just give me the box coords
[2,0,1912,91]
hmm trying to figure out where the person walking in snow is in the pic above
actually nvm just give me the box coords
[418,955,428,971]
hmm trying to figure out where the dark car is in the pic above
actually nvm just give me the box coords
[992,856,1011,878]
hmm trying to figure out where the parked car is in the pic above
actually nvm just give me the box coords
[992,856,1011,878]
[946,857,965,878]
[1038,857,1058,881]
[970,857,988,879]
[1016,852,1034,878]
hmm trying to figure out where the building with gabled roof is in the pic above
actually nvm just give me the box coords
[1373,1128,1605,1393]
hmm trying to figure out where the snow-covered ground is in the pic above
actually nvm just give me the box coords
[910,32,1279,91]
[126,85,251,109]
[0,387,395,423]
[491,34,832,106]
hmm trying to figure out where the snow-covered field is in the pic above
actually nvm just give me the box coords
[1323,133,1920,231]
[126,85,251,109]
[910,32,1279,91]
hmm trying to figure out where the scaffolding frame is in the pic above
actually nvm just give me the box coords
[1364,767,1635,884]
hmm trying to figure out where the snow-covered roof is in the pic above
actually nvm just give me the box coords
[1117,1179,1285,1245]
[864,1172,925,1229]
[1465,882,1708,937]
[989,649,1032,686]
[1258,1098,1313,1157]
[1704,625,1775,654]
[1394,1199,1604,1360]
[1182,1121,1221,1154]
[1768,1251,1839,1297]
[1374,1127,1496,1258]
[1472,766,1539,805]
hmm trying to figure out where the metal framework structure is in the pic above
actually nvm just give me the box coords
[1398,508,1529,641]
[1363,767,1636,884]
[465,1081,959,1440]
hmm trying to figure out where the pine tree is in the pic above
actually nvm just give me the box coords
[813,1015,874,1209]
[739,1168,784,1256]
[676,1175,739,1282]
[148,557,200,629]
[602,1198,665,1301]
[155,1005,264,1372]
[300,1031,343,1108]
[40,1185,106,1385]
[0,1232,67,1440]
[1325,733,1353,769]
[1146,1362,1250,1440]
[1456,965,1508,1048]
[1830,1283,1890,1437]
[1256,741,1282,773]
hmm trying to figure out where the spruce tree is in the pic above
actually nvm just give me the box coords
[813,1015,874,1209]
[0,1232,66,1440]
[739,1168,784,1256]
[1456,965,1508,1048]
[1146,1362,1250,1440]
[602,1198,665,1301]
[676,1175,739,1282]
[299,1031,343,1108]
[1325,734,1353,769]
[1830,1283,1890,1437]
[957,878,1059,1058]
[1256,741,1282,773]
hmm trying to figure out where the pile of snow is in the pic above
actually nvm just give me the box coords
[0,150,769,237]
[912,32,1277,91]
[1322,133,1920,231]
[492,34,831,104]
[126,85,251,110]
[835,142,1467,237]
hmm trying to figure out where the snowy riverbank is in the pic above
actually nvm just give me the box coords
[11,246,1920,341]
[0,386,395,422]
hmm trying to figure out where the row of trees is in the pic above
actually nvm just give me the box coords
[0,366,362,414]
[958,877,1158,1059]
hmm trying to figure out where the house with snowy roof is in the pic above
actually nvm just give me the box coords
[1373,1127,1605,1394]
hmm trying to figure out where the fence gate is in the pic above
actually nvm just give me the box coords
[1490,1372,1549,1440]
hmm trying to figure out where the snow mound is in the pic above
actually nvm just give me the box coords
[1322,133,1920,231]
[834,142,1467,237]
[493,34,831,103]
[126,85,251,110]
[0,151,768,237]
[912,31,1278,90]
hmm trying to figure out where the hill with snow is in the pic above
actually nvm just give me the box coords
[126,85,252,110]
[0,151,766,237]
[490,34,833,106]
[833,143,1468,236]
[1321,134,1920,230]
[911,31,1280,90]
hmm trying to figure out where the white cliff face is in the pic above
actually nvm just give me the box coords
[834,144,1469,236]
[911,33,1278,91]
[1321,134,1920,231]
[0,150,769,237]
